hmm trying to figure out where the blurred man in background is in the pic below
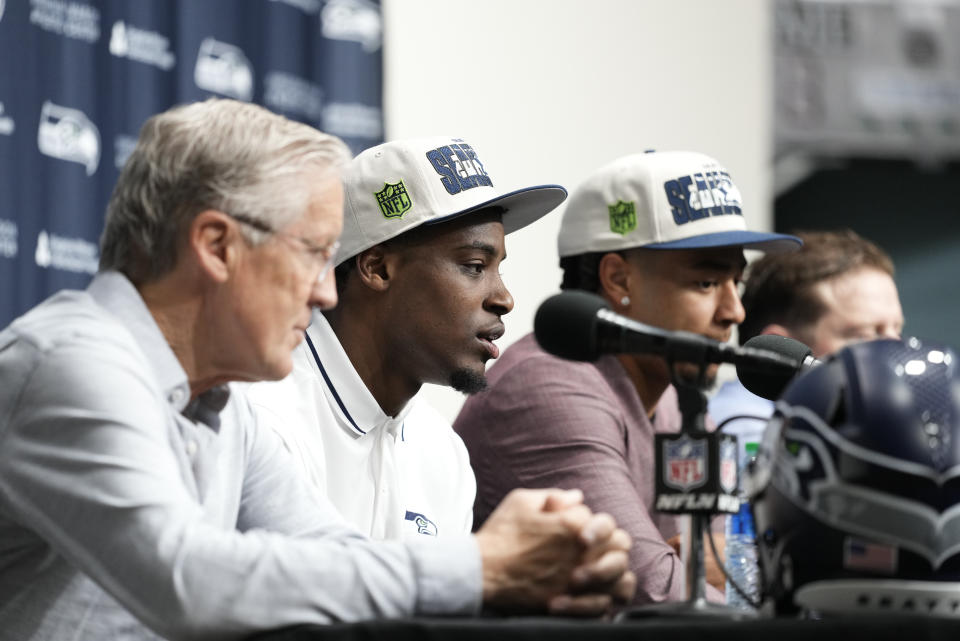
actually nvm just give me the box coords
[0,99,633,640]
[709,228,904,442]
[454,150,800,604]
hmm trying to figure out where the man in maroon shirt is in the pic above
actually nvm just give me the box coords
[454,150,800,604]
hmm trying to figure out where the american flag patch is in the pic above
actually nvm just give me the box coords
[843,536,898,574]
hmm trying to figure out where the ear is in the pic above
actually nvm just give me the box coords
[760,323,793,338]
[354,245,392,293]
[189,210,235,283]
[597,252,631,308]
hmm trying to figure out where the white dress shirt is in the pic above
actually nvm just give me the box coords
[0,272,481,641]
[244,313,476,542]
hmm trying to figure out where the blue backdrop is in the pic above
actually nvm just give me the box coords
[0,0,383,327]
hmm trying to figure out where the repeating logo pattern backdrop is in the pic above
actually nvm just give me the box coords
[0,0,383,327]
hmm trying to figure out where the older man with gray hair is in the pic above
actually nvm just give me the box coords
[0,99,633,640]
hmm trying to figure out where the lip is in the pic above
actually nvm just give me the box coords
[477,323,506,360]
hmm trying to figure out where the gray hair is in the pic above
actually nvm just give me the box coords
[99,98,352,283]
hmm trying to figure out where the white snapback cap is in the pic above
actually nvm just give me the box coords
[557,150,800,257]
[338,136,567,265]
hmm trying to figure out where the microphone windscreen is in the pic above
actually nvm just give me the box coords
[534,291,609,362]
[738,334,814,400]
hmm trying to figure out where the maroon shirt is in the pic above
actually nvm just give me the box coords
[454,333,690,604]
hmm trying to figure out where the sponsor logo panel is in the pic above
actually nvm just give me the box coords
[109,20,175,70]
[30,0,100,43]
[34,230,98,273]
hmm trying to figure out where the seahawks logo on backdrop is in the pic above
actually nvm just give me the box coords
[37,101,101,176]
[404,510,437,536]
[374,180,412,219]
[608,200,637,235]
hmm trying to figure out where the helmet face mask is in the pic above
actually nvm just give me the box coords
[748,337,960,618]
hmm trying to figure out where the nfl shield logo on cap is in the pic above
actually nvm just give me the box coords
[374,180,412,219]
[608,200,637,236]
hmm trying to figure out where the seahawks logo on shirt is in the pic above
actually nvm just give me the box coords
[404,510,437,536]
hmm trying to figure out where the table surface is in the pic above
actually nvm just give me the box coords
[250,612,960,641]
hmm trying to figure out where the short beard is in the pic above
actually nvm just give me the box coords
[449,368,488,395]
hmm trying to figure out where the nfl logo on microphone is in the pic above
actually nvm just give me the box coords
[655,432,740,514]
[664,435,706,491]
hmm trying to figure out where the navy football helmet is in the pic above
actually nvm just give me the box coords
[748,337,960,617]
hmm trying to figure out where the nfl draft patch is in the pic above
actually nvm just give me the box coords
[375,180,412,219]
[608,200,637,235]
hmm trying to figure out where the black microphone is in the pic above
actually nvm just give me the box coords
[533,291,802,374]
[736,334,822,400]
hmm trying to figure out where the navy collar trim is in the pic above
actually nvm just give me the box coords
[304,332,366,435]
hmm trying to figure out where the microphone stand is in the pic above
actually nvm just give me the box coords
[617,360,756,620]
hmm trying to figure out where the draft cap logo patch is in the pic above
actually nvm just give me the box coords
[375,180,412,219]
[608,200,637,235]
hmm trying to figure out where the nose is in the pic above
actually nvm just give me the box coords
[716,279,745,326]
[485,274,514,316]
[310,269,338,311]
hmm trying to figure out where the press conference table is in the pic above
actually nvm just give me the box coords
[252,613,960,641]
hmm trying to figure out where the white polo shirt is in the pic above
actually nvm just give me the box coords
[243,314,476,542]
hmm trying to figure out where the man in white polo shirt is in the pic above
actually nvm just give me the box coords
[245,137,568,541]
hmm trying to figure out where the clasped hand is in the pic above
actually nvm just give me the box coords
[475,488,636,616]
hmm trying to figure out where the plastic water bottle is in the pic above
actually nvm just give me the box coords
[725,441,760,610]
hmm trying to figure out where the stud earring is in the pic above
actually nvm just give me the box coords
[620,296,631,307]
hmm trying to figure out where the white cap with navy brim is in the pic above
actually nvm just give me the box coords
[339,136,567,265]
[557,150,800,258]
